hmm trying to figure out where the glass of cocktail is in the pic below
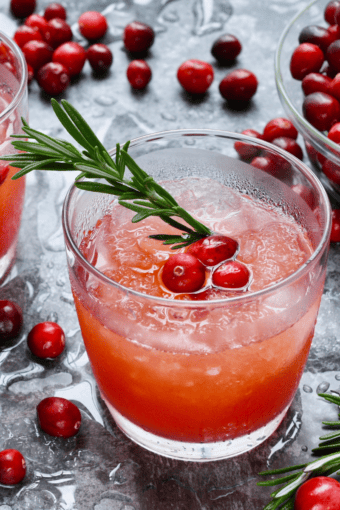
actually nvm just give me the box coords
[62,130,331,461]
[0,31,28,282]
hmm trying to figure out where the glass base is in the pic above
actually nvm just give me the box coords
[0,243,16,285]
[103,398,290,462]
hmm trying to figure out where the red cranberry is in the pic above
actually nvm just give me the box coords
[250,155,278,175]
[328,121,340,143]
[25,14,49,35]
[27,321,65,359]
[263,117,298,142]
[123,21,155,53]
[211,34,242,64]
[327,24,340,41]
[219,69,258,101]
[87,43,113,73]
[53,42,86,77]
[22,40,53,71]
[302,72,332,96]
[290,43,324,80]
[0,449,26,485]
[271,137,303,160]
[10,0,36,18]
[177,59,214,94]
[44,3,67,21]
[27,63,34,84]
[234,129,263,160]
[326,40,340,74]
[37,62,70,95]
[331,209,340,242]
[325,0,340,24]
[0,300,23,342]
[14,25,42,49]
[78,11,108,41]
[329,73,340,100]
[212,260,250,289]
[303,92,340,131]
[37,397,81,438]
[291,183,316,209]
[43,18,72,49]
[323,62,338,78]
[322,158,340,184]
[127,59,151,89]
[186,235,238,267]
[299,25,335,52]
[0,164,10,185]
[162,253,206,293]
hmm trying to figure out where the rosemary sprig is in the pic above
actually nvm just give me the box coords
[258,392,340,509]
[2,99,212,249]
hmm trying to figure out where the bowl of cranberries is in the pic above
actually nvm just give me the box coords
[275,0,340,202]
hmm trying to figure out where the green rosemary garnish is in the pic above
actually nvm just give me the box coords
[258,392,340,509]
[2,99,212,249]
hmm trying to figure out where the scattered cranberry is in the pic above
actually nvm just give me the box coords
[234,129,263,160]
[294,476,340,510]
[211,34,242,64]
[263,117,298,142]
[27,63,34,84]
[186,235,238,266]
[177,59,214,94]
[302,72,332,96]
[10,0,36,18]
[14,25,42,49]
[212,260,250,289]
[299,24,335,52]
[250,155,278,175]
[44,3,67,21]
[43,18,72,49]
[78,11,108,41]
[27,321,65,359]
[290,43,324,80]
[303,91,340,131]
[162,253,206,293]
[37,397,81,438]
[87,43,113,73]
[53,42,86,77]
[325,0,340,24]
[291,183,316,209]
[322,158,340,184]
[37,62,70,95]
[22,40,53,71]
[0,449,26,485]
[123,21,155,54]
[219,69,258,101]
[0,164,10,185]
[0,300,23,342]
[331,209,340,242]
[271,136,303,160]
[25,14,49,35]
[127,59,151,89]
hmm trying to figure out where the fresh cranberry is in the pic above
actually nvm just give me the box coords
[324,62,338,78]
[87,43,113,73]
[263,117,298,142]
[212,260,250,289]
[177,59,214,94]
[37,62,70,95]
[0,300,23,342]
[44,3,67,21]
[328,121,340,143]
[250,155,278,175]
[186,235,238,267]
[0,449,26,485]
[322,158,340,184]
[325,0,340,24]
[27,321,65,359]
[329,72,340,100]
[78,11,108,41]
[25,14,49,35]
[162,253,206,293]
[327,23,340,41]
[299,25,335,52]
[302,72,332,96]
[219,69,258,101]
[27,63,34,84]
[234,129,263,160]
[22,40,53,71]
[43,18,72,49]
[10,0,36,18]
[127,59,151,89]
[37,397,81,438]
[331,209,340,241]
[271,137,303,160]
[290,43,324,80]
[326,40,340,75]
[291,184,316,209]
[53,42,86,77]
[123,21,155,54]
[0,164,10,185]
[294,476,340,510]
[303,91,340,131]
[211,34,242,64]
[14,25,42,49]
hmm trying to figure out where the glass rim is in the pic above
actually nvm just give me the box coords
[62,128,331,306]
[0,30,28,122]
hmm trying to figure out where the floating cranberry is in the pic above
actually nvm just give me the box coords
[127,59,151,89]
[302,72,332,96]
[299,25,335,52]
[27,321,65,359]
[162,253,206,293]
[25,14,49,36]
[303,92,340,131]
[53,42,86,77]
[234,129,263,160]
[123,21,155,53]
[250,155,278,175]
[211,34,242,64]
[27,63,34,84]
[43,18,72,49]
[22,40,53,71]
[290,43,324,80]
[263,117,298,142]
[0,449,26,485]
[0,164,10,185]
[325,0,340,24]
[322,158,340,184]
[0,300,23,342]
[186,235,238,267]
[212,260,250,289]
[14,25,42,49]
[87,43,113,73]
[78,11,108,41]
[177,59,214,94]
[271,137,303,160]
[331,209,340,242]
[37,62,70,95]
[10,0,36,18]
[37,397,81,438]
[44,3,67,21]
[219,69,258,101]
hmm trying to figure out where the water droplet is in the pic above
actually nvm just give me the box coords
[335,374,340,381]
[185,138,196,146]
[56,276,66,287]
[303,385,313,393]
[317,381,330,394]
[92,108,105,118]
[47,311,58,323]
[60,292,74,305]
[95,95,117,106]
[301,445,308,452]
[161,111,177,121]
[162,9,179,22]
[47,261,54,269]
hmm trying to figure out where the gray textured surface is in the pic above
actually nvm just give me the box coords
[0,0,340,508]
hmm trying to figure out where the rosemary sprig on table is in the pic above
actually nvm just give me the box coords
[2,99,212,249]
[258,392,340,509]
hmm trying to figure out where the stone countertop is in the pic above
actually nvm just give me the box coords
[0,0,340,508]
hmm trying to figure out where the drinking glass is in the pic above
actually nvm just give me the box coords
[62,130,331,461]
